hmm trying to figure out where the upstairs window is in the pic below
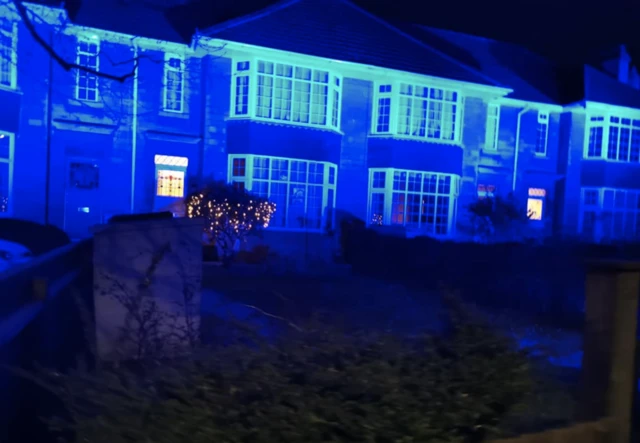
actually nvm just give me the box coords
[0,18,17,89]
[485,102,500,151]
[535,111,549,156]
[231,60,342,131]
[75,35,99,101]
[163,53,185,113]
[585,115,640,163]
[372,82,462,143]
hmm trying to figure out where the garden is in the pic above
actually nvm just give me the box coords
[19,183,640,442]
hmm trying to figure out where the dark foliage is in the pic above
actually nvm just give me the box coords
[0,218,70,255]
[43,300,532,443]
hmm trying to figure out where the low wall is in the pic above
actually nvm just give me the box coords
[491,419,616,443]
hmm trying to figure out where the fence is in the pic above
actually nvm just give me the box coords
[0,239,94,443]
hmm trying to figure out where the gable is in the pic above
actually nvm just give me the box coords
[202,0,500,87]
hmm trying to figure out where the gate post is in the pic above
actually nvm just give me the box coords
[581,260,640,443]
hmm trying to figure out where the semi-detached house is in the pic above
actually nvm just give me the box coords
[1,0,640,249]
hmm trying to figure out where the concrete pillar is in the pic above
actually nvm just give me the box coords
[581,260,640,443]
[92,215,203,361]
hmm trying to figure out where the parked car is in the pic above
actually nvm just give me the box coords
[0,239,33,273]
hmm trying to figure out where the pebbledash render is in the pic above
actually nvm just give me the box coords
[2,0,640,247]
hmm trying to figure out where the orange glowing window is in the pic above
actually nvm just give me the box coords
[527,187,546,221]
[477,184,496,199]
[156,170,185,197]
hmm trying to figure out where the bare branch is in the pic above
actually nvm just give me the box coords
[12,0,137,82]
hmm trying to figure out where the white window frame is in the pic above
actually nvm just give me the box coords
[0,19,17,89]
[484,102,500,151]
[163,52,185,113]
[230,59,342,132]
[75,34,100,102]
[584,114,640,163]
[579,187,640,242]
[371,82,463,144]
[367,168,460,236]
[227,154,338,232]
[0,131,14,216]
[535,111,549,156]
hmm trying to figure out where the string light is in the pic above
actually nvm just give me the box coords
[186,190,277,241]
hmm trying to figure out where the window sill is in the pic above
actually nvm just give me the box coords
[0,84,20,94]
[226,116,344,135]
[69,99,104,109]
[160,109,189,119]
[481,148,500,155]
[368,133,461,146]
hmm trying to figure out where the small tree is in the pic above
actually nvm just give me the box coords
[468,193,531,242]
[185,181,276,261]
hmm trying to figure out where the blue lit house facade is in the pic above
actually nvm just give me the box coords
[2,0,640,245]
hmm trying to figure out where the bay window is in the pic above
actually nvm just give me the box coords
[585,115,640,163]
[580,187,640,241]
[368,168,459,235]
[0,18,17,89]
[231,60,342,131]
[0,132,13,215]
[372,82,462,143]
[228,155,337,231]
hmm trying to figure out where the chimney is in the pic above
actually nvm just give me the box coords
[630,66,640,89]
[618,45,631,84]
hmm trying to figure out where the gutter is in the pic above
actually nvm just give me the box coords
[512,106,533,192]
[130,45,139,213]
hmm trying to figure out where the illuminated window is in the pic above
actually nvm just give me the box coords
[535,112,549,156]
[485,103,500,151]
[0,132,13,215]
[580,187,640,242]
[372,82,462,143]
[163,53,184,112]
[0,18,17,89]
[231,60,342,131]
[154,155,188,198]
[76,35,99,101]
[527,188,546,221]
[368,168,459,235]
[477,184,496,199]
[585,115,640,163]
[228,154,337,230]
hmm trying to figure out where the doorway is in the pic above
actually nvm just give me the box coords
[63,159,102,238]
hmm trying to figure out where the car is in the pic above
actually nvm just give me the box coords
[0,239,33,274]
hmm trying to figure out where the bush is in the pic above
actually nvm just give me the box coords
[44,299,532,443]
[185,181,276,261]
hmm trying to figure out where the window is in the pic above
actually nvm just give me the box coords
[154,155,188,198]
[580,188,640,242]
[477,184,496,199]
[585,115,640,163]
[527,188,546,221]
[0,132,14,215]
[372,82,462,143]
[231,60,342,131]
[485,103,500,150]
[76,35,99,101]
[368,168,459,235]
[535,112,549,156]
[163,53,184,112]
[0,18,17,89]
[229,154,337,230]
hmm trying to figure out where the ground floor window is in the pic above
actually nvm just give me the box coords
[527,187,546,221]
[228,154,337,231]
[155,155,188,198]
[368,168,459,235]
[0,132,14,215]
[580,187,640,242]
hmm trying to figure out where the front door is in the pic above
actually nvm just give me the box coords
[64,159,102,238]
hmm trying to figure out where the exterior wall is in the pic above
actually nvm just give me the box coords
[7,4,637,245]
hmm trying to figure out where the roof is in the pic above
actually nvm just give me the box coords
[200,0,502,87]
[399,25,562,104]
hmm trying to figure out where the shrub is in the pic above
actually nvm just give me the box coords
[468,194,530,242]
[185,181,276,261]
[43,299,533,443]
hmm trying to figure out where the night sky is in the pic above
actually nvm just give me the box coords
[168,0,640,65]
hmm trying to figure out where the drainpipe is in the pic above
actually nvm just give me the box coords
[44,29,54,224]
[512,106,533,192]
[130,45,139,213]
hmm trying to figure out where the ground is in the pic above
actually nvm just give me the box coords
[199,266,582,431]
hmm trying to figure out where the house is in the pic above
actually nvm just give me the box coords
[0,0,639,250]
